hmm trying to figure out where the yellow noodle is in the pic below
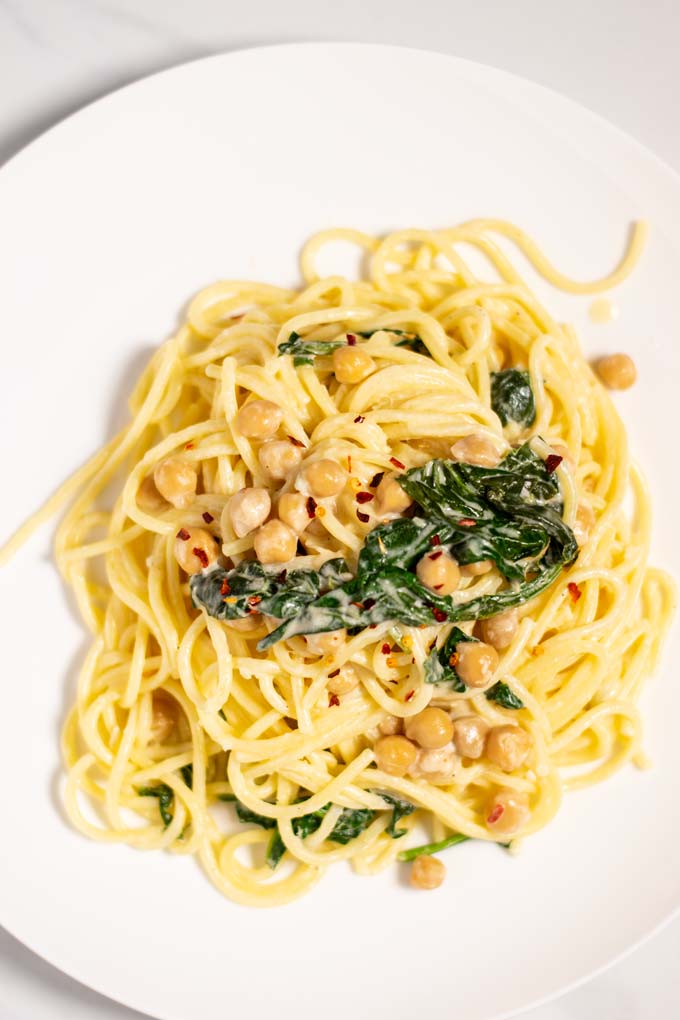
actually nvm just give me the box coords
[1,219,674,906]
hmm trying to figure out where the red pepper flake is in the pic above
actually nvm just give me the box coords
[356,509,370,523]
[429,534,441,547]
[202,511,214,523]
[369,471,384,488]
[405,689,415,702]
[306,496,318,519]
[363,597,376,610]
[328,668,341,679]
[381,643,391,654]
[545,454,563,474]
[567,581,582,603]
[193,547,209,568]
[276,569,288,584]
[487,804,505,825]
[432,607,448,622]
[185,442,195,450]
[388,679,399,685]
[458,518,476,528]
[449,651,459,668]
[328,693,340,707]
[220,578,231,596]
[356,491,374,504]
[248,595,262,607]
[347,455,353,473]
[353,415,366,424]
[429,550,443,561]
[346,333,357,346]
[390,457,405,470]
[428,639,437,652]
[390,643,401,653]
[288,435,306,448]
[433,584,444,590]
[176,528,190,541]
[351,601,365,610]
[369,623,378,630]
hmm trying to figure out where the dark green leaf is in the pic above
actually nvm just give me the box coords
[266,830,287,869]
[234,801,277,829]
[138,783,174,828]
[491,369,536,427]
[424,627,476,690]
[180,764,193,789]
[277,330,348,366]
[217,792,236,802]
[357,328,430,356]
[190,558,350,623]
[379,793,415,838]
[328,807,376,844]
[485,681,524,709]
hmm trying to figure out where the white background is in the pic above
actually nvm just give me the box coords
[1,2,679,1018]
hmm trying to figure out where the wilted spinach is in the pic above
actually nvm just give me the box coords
[138,764,195,828]
[190,558,350,622]
[491,369,536,427]
[277,328,429,366]
[485,681,524,710]
[260,445,577,648]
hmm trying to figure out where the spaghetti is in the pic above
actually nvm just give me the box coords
[1,219,674,906]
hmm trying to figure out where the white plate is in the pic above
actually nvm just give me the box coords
[2,43,680,1020]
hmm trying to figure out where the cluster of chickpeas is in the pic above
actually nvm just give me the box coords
[373,702,531,835]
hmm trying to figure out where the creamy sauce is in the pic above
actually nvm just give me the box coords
[588,298,618,324]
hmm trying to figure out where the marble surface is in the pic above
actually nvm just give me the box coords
[1,2,679,1018]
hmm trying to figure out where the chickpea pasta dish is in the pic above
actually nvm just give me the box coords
[2,218,674,905]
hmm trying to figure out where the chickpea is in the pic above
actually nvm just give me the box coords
[301,458,347,498]
[410,744,460,780]
[596,353,637,390]
[304,629,347,656]
[378,715,402,736]
[137,474,167,511]
[154,459,197,509]
[410,855,446,890]
[486,725,532,772]
[461,559,494,577]
[450,434,501,467]
[150,694,176,742]
[478,608,519,650]
[452,715,489,759]
[455,641,499,689]
[253,519,297,563]
[573,503,595,546]
[375,473,412,514]
[416,551,460,596]
[174,526,219,574]
[227,487,271,538]
[279,492,313,533]
[374,735,418,776]
[486,789,530,836]
[327,665,360,696]
[259,440,304,480]
[225,615,260,632]
[235,399,283,439]
[405,707,454,749]
[332,345,375,384]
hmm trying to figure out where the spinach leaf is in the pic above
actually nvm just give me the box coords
[485,681,524,709]
[357,328,430,356]
[397,832,470,861]
[190,557,350,623]
[328,807,376,844]
[277,330,347,366]
[180,764,193,789]
[424,627,476,691]
[277,328,430,367]
[234,801,277,829]
[491,369,536,427]
[138,783,175,828]
[379,793,415,838]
